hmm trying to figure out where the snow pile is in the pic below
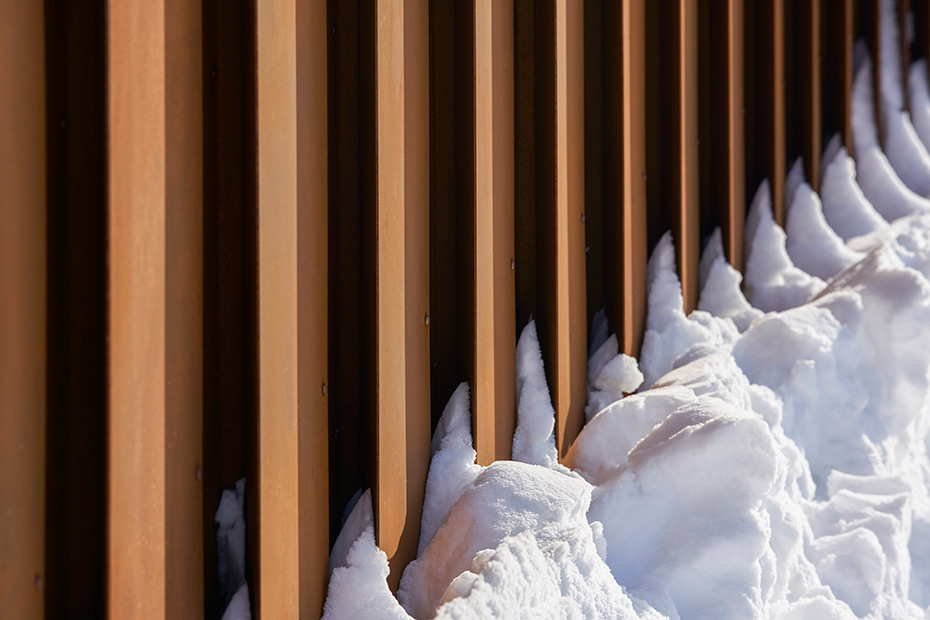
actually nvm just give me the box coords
[819,135,887,241]
[216,478,250,620]
[909,59,930,153]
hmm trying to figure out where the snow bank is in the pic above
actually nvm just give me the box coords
[697,228,762,332]
[216,478,250,620]
[323,206,930,618]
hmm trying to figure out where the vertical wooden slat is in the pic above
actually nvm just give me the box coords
[604,0,648,357]
[822,0,854,153]
[585,0,605,330]
[106,1,168,616]
[108,1,204,616]
[474,0,517,464]
[254,0,299,615]
[371,0,413,589]
[0,1,46,617]
[165,0,204,616]
[802,0,822,190]
[700,0,745,271]
[536,0,587,458]
[297,0,329,616]
[403,0,431,586]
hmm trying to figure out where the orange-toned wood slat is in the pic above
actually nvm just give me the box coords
[473,0,517,465]
[402,0,431,587]
[645,0,700,312]
[584,0,606,328]
[0,1,46,618]
[536,0,587,458]
[801,0,822,191]
[165,0,205,616]
[254,0,299,615]
[371,0,417,589]
[700,0,745,271]
[822,0,854,153]
[603,0,648,357]
[297,0,329,616]
[746,0,786,225]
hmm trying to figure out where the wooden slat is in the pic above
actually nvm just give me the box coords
[917,0,930,72]
[254,0,299,615]
[822,0,854,153]
[297,0,329,615]
[165,0,204,616]
[585,0,605,331]
[107,1,164,615]
[371,0,414,589]
[536,0,587,458]
[700,0,745,271]
[0,1,46,617]
[473,0,517,464]
[801,0,822,190]
[402,0,431,586]
[603,0,648,357]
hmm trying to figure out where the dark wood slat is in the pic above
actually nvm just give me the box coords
[0,1,47,617]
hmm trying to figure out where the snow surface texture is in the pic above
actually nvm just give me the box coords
[322,204,930,618]
[216,478,250,620]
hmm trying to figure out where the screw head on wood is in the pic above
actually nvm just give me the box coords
[424,314,430,326]
[322,383,327,395]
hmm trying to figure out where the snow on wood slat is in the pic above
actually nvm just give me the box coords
[535,0,587,458]
[253,0,301,615]
[297,0,330,615]
[700,0,746,271]
[473,0,517,465]
[822,0,854,153]
[602,0,648,358]
[106,0,204,616]
[0,1,46,617]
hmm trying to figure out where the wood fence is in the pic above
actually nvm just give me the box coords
[0,0,918,618]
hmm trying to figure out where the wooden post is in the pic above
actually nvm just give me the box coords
[0,1,46,618]
[473,0,517,464]
[603,0,648,357]
[802,0,822,190]
[297,0,329,615]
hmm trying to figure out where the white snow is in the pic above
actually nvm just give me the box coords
[697,228,762,332]
[743,180,825,312]
[909,59,930,153]
[819,135,887,241]
[216,478,250,620]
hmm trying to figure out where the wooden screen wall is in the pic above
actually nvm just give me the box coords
[0,0,888,618]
